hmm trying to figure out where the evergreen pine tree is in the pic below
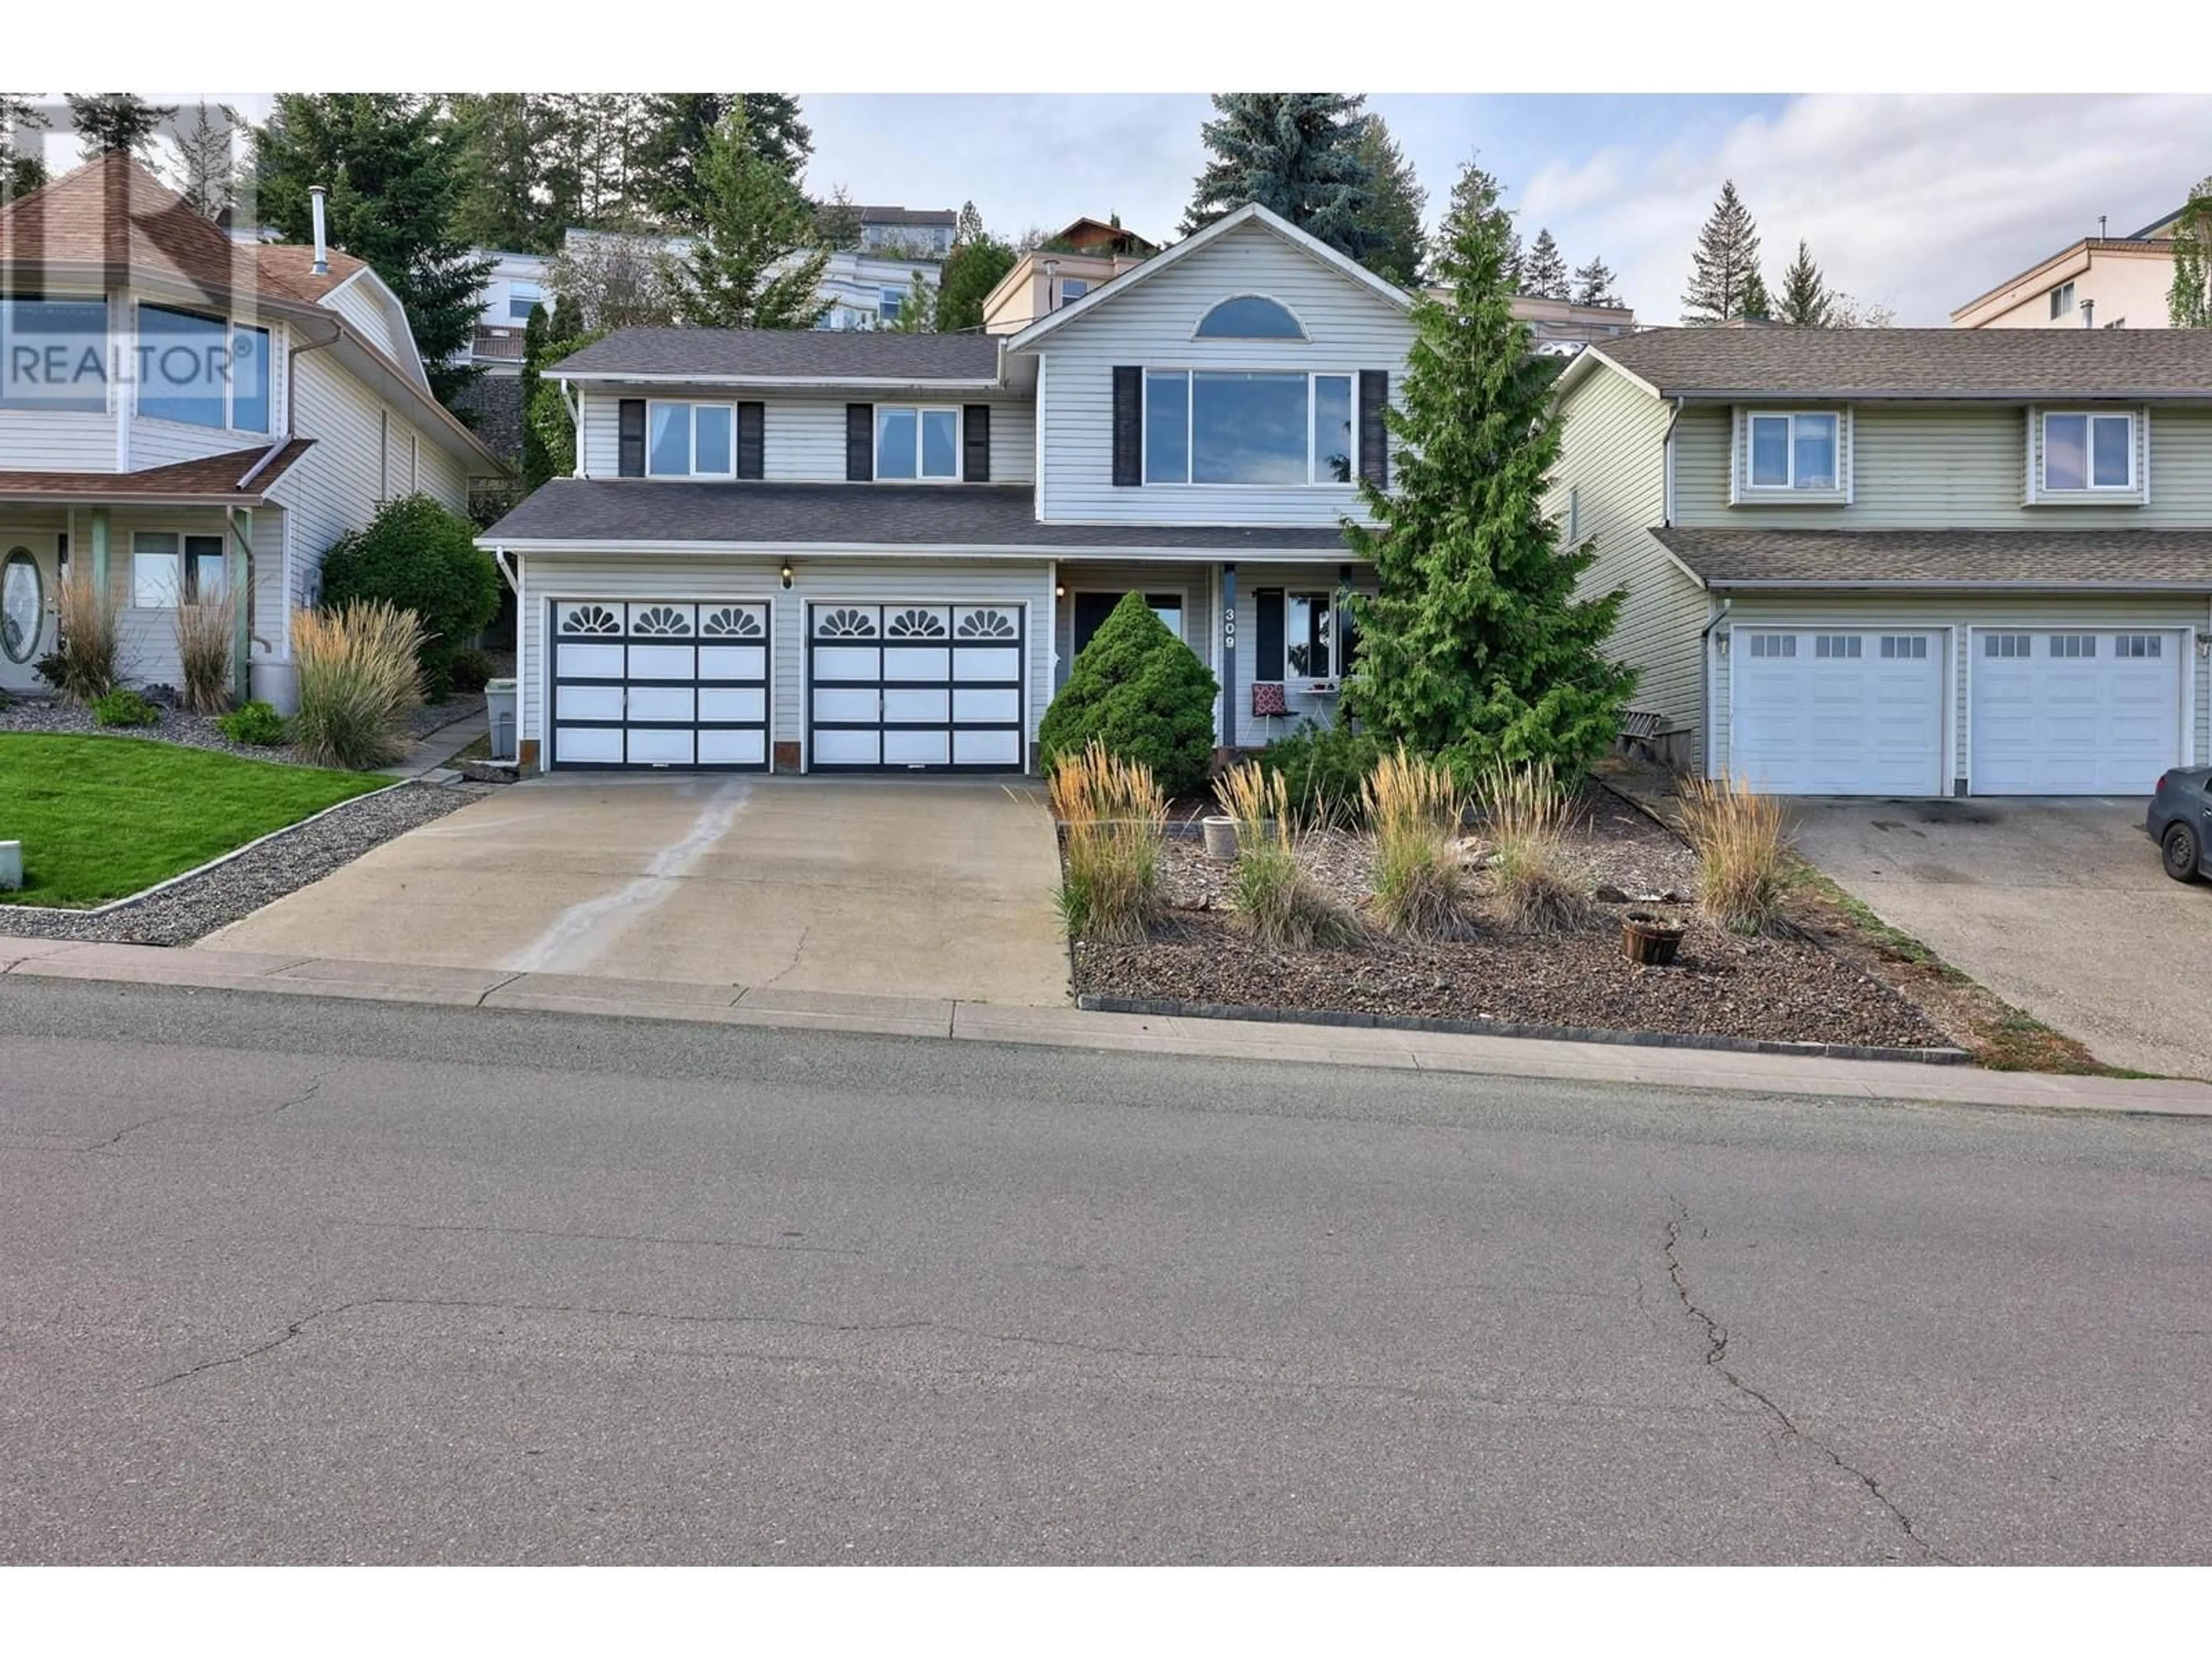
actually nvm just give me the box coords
[815,184,863,251]
[1522,228,1569,299]
[934,229,1017,333]
[2169,177,2212,329]
[1343,161,1635,780]
[1181,93,1384,270]
[172,102,242,221]
[253,94,495,408]
[1775,238,1832,326]
[637,94,811,230]
[677,107,828,330]
[1681,179,1762,325]
[1571,255,1620,308]
[955,199,985,244]
[449,94,560,252]
[2,96,51,200]
[886,271,934,332]
[65,94,175,161]
[1737,264,1772,321]
[1353,116,1427,287]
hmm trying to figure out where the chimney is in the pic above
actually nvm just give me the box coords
[2098,214,2108,240]
[309,185,329,276]
[2081,297,2096,329]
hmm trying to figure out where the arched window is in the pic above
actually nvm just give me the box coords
[1194,295,1306,340]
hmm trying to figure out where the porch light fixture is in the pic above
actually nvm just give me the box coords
[2196,630,2212,658]
[1713,629,1730,658]
[780,560,794,590]
[1054,582,1065,598]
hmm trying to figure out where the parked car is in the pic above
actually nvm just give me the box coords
[2145,768,2212,880]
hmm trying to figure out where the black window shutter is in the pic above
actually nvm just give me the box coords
[1358,372,1388,488]
[618,398,646,478]
[1255,588,1285,680]
[963,403,991,482]
[736,402,765,479]
[1111,366,1142,486]
[846,404,874,481]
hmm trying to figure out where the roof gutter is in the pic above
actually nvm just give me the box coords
[553,371,1006,390]
[468,536,1355,561]
[1696,578,2212,592]
[1653,388,2212,403]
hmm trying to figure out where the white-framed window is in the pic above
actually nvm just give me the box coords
[2041,411,2135,493]
[1984,633,2031,659]
[1747,633,1795,659]
[130,531,226,609]
[506,282,542,322]
[646,402,737,478]
[2049,280,2075,319]
[1285,592,1335,678]
[0,296,112,412]
[1060,278,1089,304]
[2115,634,2163,659]
[1814,634,1861,660]
[136,304,271,434]
[1745,410,1839,492]
[1142,370,1357,487]
[876,406,961,481]
[878,287,904,325]
[1194,295,1306,340]
[2048,634,2096,659]
[1879,635,1928,660]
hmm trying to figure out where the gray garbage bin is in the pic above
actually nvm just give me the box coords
[485,677,518,762]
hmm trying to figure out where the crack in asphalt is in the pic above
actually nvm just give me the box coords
[78,1066,336,1154]
[756,925,812,993]
[324,1219,866,1256]
[1661,1197,1956,1565]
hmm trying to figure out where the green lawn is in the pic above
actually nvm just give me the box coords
[0,734,389,908]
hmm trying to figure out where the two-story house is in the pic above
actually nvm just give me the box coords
[1952,201,2189,332]
[1550,327,2212,796]
[478,202,1412,774]
[0,156,507,704]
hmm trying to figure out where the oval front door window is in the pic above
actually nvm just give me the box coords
[1,548,41,664]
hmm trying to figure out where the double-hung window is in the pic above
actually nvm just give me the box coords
[878,287,904,326]
[130,531,227,609]
[1745,411,1838,492]
[2049,280,2075,320]
[647,402,736,478]
[507,282,541,323]
[1143,371,1357,486]
[1257,587,1358,684]
[137,305,271,433]
[2041,411,2134,493]
[876,407,960,481]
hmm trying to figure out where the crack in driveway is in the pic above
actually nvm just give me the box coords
[1661,1196,1956,1565]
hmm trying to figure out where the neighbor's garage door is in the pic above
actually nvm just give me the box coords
[548,600,769,770]
[1730,628,1945,795]
[808,602,1025,771]
[1970,628,2183,795]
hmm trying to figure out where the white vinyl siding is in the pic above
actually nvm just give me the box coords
[1548,362,1703,759]
[575,392,1036,484]
[321,277,416,373]
[0,410,113,471]
[1676,403,2206,528]
[1029,219,1414,527]
[517,555,1055,768]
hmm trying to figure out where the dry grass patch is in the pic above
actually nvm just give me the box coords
[1213,760,1361,949]
[49,568,118,703]
[1476,759,1589,933]
[1361,745,1472,936]
[1048,739,1166,943]
[175,596,236,714]
[291,600,426,770]
[1679,774,1790,934]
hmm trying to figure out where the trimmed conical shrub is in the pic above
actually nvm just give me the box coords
[1038,591,1219,798]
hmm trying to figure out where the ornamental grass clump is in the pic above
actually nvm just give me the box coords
[1215,760,1360,949]
[1678,773,1791,935]
[175,595,236,715]
[1047,738,1165,944]
[1362,744,1471,937]
[1476,757,1589,934]
[290,600,426,770]
[48,567,118,704]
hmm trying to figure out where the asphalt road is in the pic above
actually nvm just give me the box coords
[2,977,2207,1565]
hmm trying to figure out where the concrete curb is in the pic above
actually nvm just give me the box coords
[3,937,2211,1119]
[1074,993,1976,1066]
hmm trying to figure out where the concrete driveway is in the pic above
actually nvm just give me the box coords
[199,775,1071,1006]
[1789,796,2212,1078]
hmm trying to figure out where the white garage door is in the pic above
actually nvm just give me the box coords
[807,602,1026,772]
[548,600,770,770]
[1730,628,1945,796]
[1970,629,2183,795]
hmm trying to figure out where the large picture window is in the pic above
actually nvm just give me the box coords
[647,402,736,478]
[1143,371,1357,487]
[137,305,270,433]
[1745,411,1838,491]
[0,297,111,412]
[2042,411,2134,493]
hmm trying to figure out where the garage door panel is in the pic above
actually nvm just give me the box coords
[813,645,878,681]
[954,687,1020,724]
[558,642,624,680]
[627,728,694,766]
[550,598,768,772]
[814,728,880,766]
[813,687,878,723]
[699,687,766,724]
[884,730,952,766]
[627,644,695,680]
[955,729,1022,767]
[555,726,623,764]
[808,600,1026,774]
[884,688,950,724]
[953,646,1020,681]
[698,645,766,681]
[559,684,624,722]
[1731,629,1944,797]
[1971,630,2180,795]
[626,685,694,723]
[697,729,766,766]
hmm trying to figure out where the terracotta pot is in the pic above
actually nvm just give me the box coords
[1622,910,1685,968]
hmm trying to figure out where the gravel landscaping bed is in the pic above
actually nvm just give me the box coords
[0,781,485,946]
[1071,787,1954,1052]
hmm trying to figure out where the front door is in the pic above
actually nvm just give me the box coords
[0,535,57,693]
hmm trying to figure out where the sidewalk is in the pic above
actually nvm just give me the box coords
[4,935,2210,1118]
[378,708,488,781]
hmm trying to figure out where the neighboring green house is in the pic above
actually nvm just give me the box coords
[1549,327,2212,797]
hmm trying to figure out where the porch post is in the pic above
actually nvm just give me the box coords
[1219,561,1237,753]
[89,507,110,615]
[228,507,252,705]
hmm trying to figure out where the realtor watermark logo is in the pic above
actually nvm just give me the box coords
[0,306,262,411]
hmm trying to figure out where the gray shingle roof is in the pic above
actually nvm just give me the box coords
[1597,328,2212,398]
[481,480,1355,552]
[555,328,1003,382]
[1653,527,2212,588]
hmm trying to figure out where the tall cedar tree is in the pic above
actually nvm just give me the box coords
[1441,158,1521,289]
[1737,264,1772,321]
[1776,239,1832,326]
[1354,116,1427,287]
[449,94,560,252]
[3,96,50,198]
[815,184,863,251]
[678,108,828,329]
[2169,177,2212,329]
[886,271,934,332]
[172,102,241,220]
[1182,94,1385,272]
[955,199,985,244]
[1571,255,1620,308]
[1681,180,1762,324]
[1344,162,1635,780]
[935,231,1017,332]
[1522,227,1569,298]
[255,95,495,408]
[638,94,810,230]
[66,94,175,161]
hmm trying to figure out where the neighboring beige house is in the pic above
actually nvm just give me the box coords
[1548,327,2212,797]
[1952,203,2188,331]
[981,218,1161,336]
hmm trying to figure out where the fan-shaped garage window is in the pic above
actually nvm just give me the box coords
[1194,295,1306,340]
